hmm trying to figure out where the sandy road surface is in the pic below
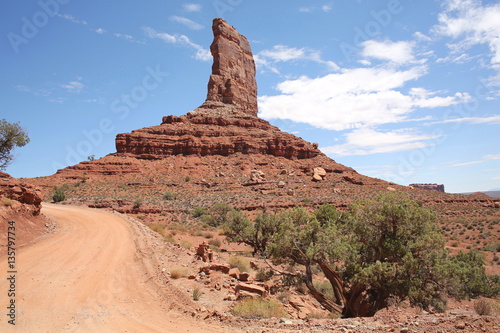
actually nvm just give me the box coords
[0,204,235,332]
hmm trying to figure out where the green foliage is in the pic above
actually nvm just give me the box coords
[227,194,464,317]
[255,268,274,282]
[191,206,209,218]
[163,191,177,200]
[445,251,499,299]
[0,119,30,170]
[232,298,288,318]
[133,198,143,209]
[225,210,281,255]
[201,203,233,227]
[52,186,67,203]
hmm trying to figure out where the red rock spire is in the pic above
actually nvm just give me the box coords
[195,18,258,117]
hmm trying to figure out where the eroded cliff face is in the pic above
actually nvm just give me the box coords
[115,18,320,160]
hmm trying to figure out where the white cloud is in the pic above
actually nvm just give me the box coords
[61,78,84,93]
[95,28,106,34]
[322,4,333,12]
[434,0,500,65]
[114,33,134,41]
[256,45,340,73]
[142,26,211,61]
[183,3,201,12]
[361,40,415,64]
[170,16,204,30]
[321,128,440,156]
[57,13,87,25]
[258,66,468,131]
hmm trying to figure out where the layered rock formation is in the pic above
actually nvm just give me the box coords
[0,171,42,214]
[410,183,445,193]
[0,171,47,250]
[115,18,320,160]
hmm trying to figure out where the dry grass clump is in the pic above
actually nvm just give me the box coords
[148,223,165,236]
[170,267,190,279]
[192,287,202,301]
[232,297,288,318]
[474,298,493,316]
[228,255,250,272]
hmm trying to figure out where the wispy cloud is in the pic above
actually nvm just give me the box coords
[256,45,340,73]
[95,28,106,34]
[183,3,201,12]
[142,26,211,61]
[428,115,500,125]
[57,13,87,25]
[61,77,84,93]
[299,3,333,13]
[170,16,204,30]
[321,128,441,156]
[433,0,500,68]
[445,154,500,168]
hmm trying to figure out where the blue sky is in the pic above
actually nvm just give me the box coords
[1,0,499,193]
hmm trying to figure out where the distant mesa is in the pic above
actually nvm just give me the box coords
[115,18,320,160]
[409,183,445,193]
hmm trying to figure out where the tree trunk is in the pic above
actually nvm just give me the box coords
[303,264,343,316]
[316,260,347,308]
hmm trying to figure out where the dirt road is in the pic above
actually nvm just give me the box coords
[0,204,235,332]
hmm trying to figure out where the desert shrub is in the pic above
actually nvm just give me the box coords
[228,255,250,272]
[445,251,498,299]
[203,231,214,239]
[232,298,288,318]
[133,198,143,209]
[148,223,165,235]
[193,287,202,301]
[191,206,209,218]
[170,267,190,279]
[52,186,67,203]
[2,198,13,206]
[201,203,233,227]
[178,240,192,249]
[474,299,492,316]
[208,238,222,248]
[184,176,191,182]
[163,191,177,200]
[255,268,274,282]
[164,236,176,243]
[275,290,291,304]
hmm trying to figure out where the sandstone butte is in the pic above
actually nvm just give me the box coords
[53,18,370,183]
[29,18,499,220]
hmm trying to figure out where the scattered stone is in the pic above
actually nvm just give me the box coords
[387,186,397,191]
[455,321,466,330]
[312,167,326,181]
[235,283,268,297]
[251,169,265,182]
[277,181,286,188]
[238,272,251,281]
[229,268,240,279]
